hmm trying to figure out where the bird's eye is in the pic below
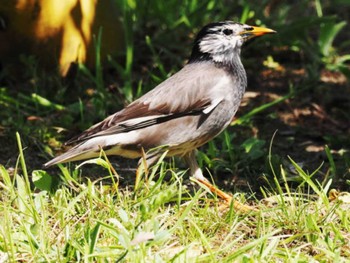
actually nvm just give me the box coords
[222,28,233,35]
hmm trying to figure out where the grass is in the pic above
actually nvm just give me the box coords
[1,0,350,262]
[0,134,349,262]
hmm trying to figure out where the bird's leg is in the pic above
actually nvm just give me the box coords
[183,150,256,212]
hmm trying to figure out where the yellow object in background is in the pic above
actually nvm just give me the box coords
[0,0,124,76]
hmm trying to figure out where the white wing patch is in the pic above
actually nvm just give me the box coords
[202,98,223,114]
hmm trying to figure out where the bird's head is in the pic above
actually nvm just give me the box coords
[189,21,276,64]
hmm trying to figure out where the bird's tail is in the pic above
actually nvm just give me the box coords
[43,132,140,168]
[43,144,100,168]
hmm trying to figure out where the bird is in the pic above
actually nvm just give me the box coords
[44,21,276,211]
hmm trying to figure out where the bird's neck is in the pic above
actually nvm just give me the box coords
[214,52,247,98]
[225,52,247,97]
[188,48,247,97]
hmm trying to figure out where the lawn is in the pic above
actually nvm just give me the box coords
[0,1,350,262]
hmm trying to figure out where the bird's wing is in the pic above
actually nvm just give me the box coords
[66,63,231,144]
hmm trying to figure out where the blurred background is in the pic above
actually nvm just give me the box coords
[0,0,349,192]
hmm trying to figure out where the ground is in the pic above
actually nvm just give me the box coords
[1,2,350,261]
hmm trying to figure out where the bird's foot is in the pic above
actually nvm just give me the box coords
[195,178,257,213]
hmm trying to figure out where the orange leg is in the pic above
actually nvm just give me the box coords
[195,178,257,212]
[184,150,257,213]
